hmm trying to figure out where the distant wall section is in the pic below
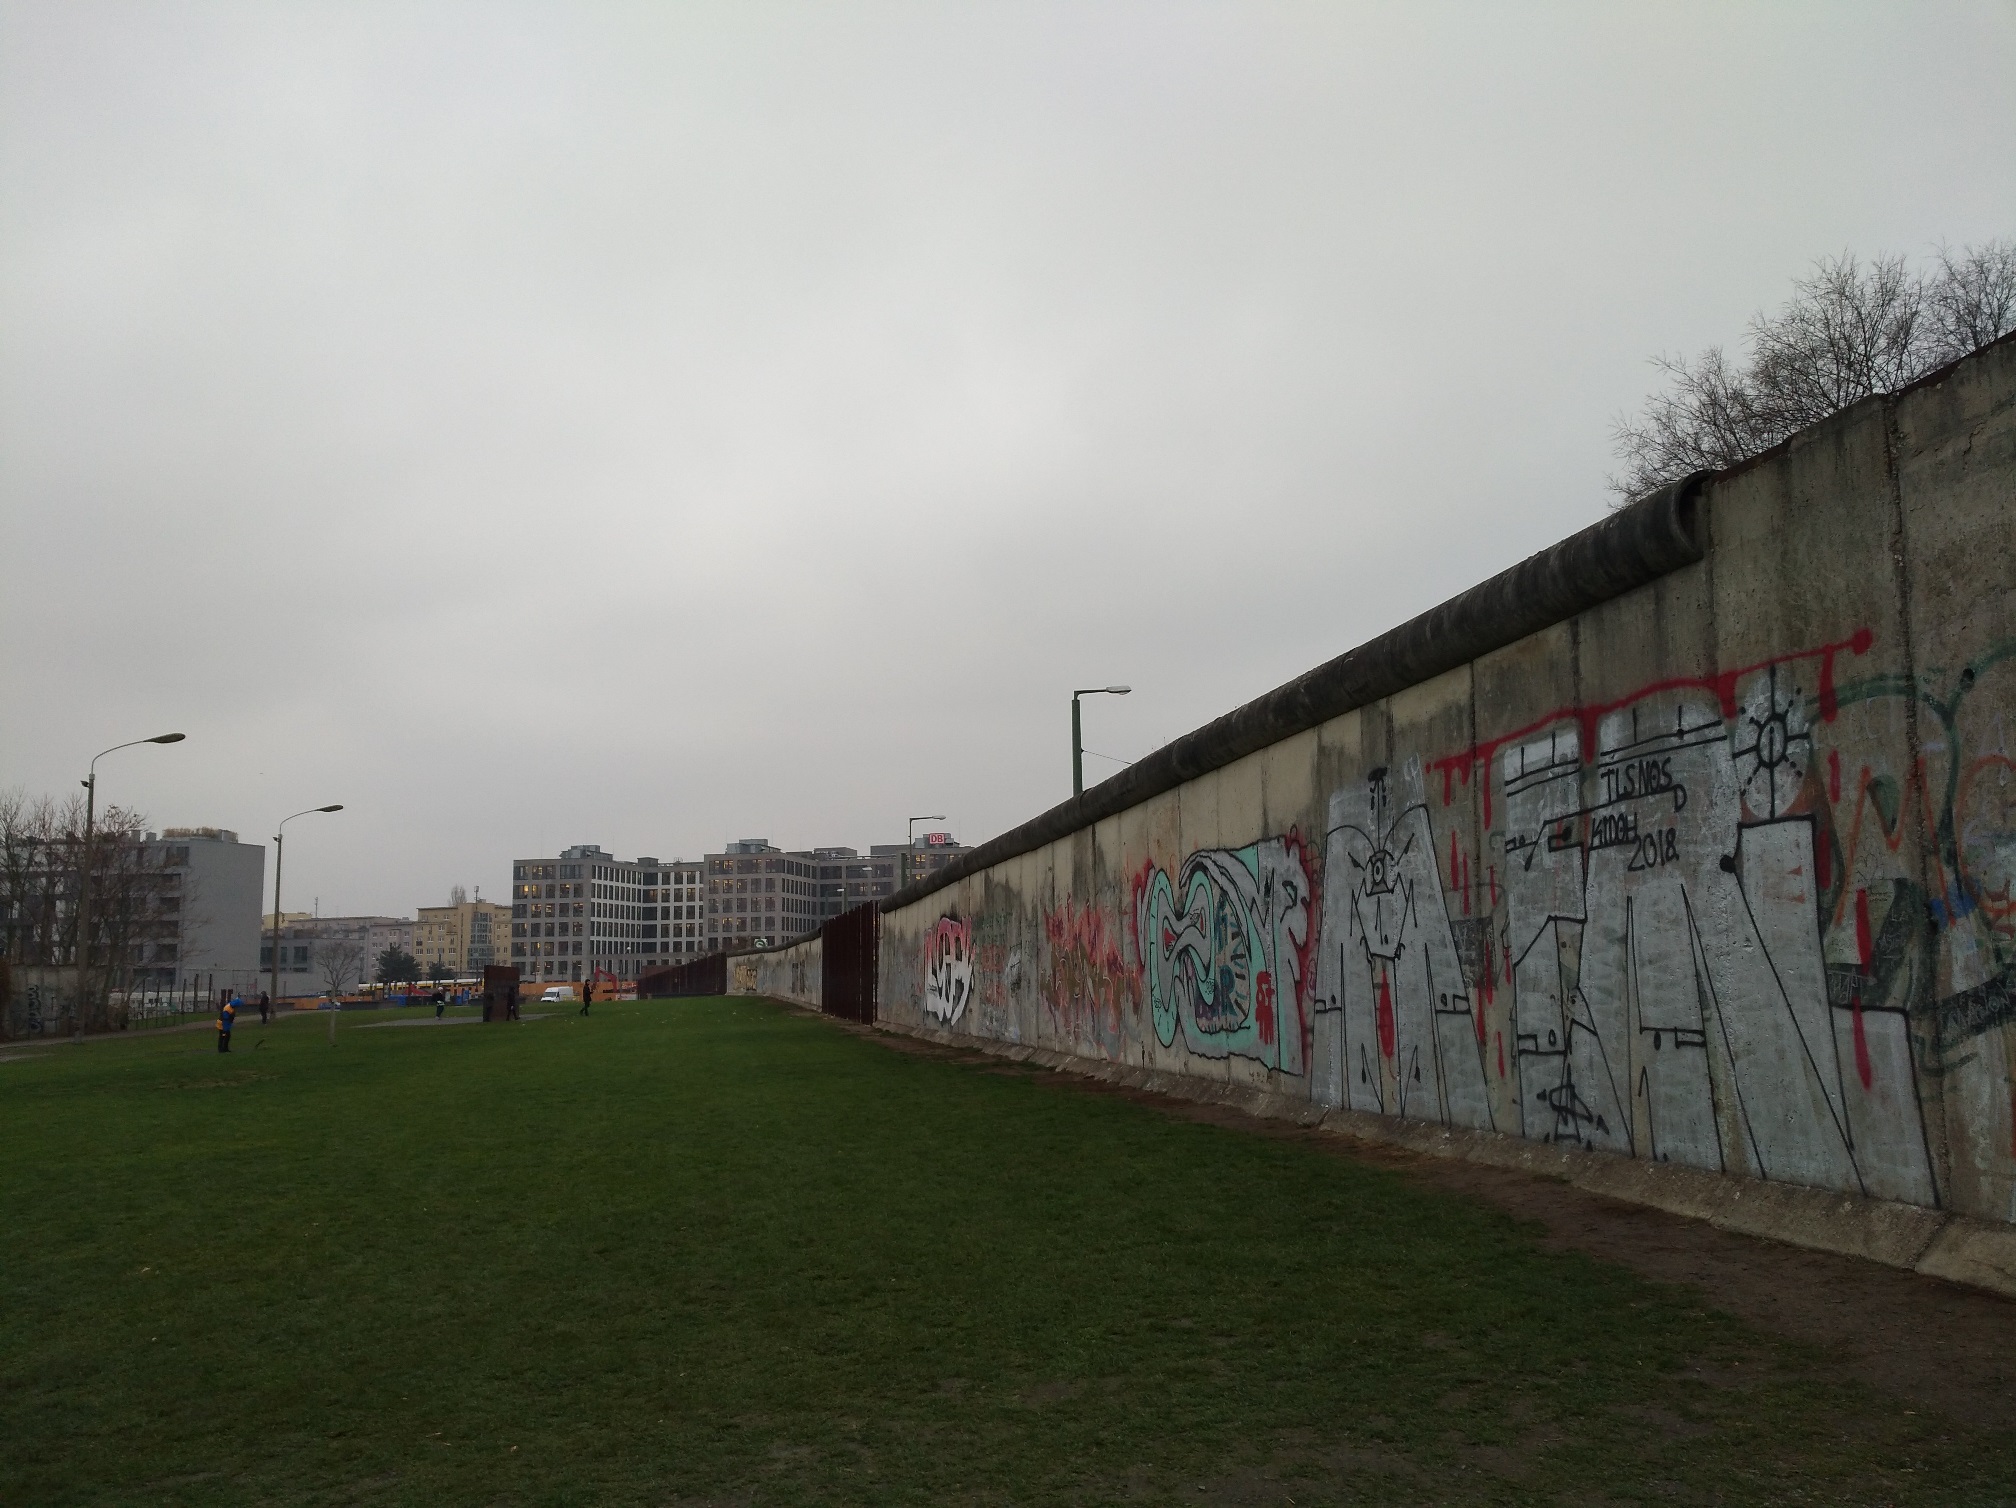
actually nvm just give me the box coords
[751,935,820,1008]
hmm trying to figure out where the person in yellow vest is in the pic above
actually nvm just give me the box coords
[217,995,238,1053]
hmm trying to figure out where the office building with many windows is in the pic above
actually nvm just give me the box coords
[511,846,705,985]
[702,839,825,953]
[698,835,965,952]
[507,833,969,978]
[258,913,415,996]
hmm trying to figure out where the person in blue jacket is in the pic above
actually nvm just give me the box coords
[217,996,238,1053]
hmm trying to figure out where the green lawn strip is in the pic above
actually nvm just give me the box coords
[0,999,2002,1506]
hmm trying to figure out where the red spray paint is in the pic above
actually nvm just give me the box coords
[1430,630,1876,832]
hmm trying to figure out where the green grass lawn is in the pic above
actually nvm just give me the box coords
[1,998,2008,1506]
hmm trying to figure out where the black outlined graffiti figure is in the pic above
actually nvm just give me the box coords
[1314,761,1493,1128]
[1495,692,1931,1202]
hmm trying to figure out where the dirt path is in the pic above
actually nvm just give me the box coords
[863,1025,2016,1432]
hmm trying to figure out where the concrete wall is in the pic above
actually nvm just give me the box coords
[750,935,820,1008]
[761,337,2016,1226]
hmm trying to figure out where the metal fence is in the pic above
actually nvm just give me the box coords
[820,904,878,1024]
[112,974,233,1028]
[637,952,728,998]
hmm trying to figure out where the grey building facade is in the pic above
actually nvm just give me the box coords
[141,826,266,993]
[510,845,705,986]
[258,914,414,997]
[700,835,966,952]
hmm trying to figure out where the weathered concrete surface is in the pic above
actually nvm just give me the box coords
[750,936,819,1009]
[1917,1216,2016,1294]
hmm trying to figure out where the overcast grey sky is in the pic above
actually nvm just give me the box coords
[3,2,2011,917]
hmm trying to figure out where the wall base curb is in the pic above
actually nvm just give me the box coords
[868,1014,2016,1301]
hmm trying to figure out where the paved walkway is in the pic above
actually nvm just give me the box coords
[359,1012,550,1028]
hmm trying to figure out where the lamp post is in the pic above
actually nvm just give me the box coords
[270,805,344,1021]
[74,733,185,1039]
[905,814,945,890]
[1071,686,1130,797]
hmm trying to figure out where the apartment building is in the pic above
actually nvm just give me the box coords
[0,823,266,993]
[699,835,965,952]
[257,914,415,997]
[501,834,970,971]
[414,894,510,978]
[662,860,705,962]
[877,831,969,891]
[816,848,900,918]
[511,845,705,985]
[138,827,266,990]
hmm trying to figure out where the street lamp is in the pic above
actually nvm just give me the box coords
[74,733,185,1039]
[1071,686,1130,797]
[905,813,945,889]
[270,805,344,1017]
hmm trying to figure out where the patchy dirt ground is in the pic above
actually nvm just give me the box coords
[864,1025,2016,1435]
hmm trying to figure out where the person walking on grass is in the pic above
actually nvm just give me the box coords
[435,988,446,1020]
[258,990,271,1025]
[579,979,592,1017]
[217,995,238,1053]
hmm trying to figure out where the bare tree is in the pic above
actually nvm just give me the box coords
[1,788,64,965]
[1746,253,1927,430]
[90,818,163,997]
[0,785,157,978]
[1611,242,2016,501]
[320,939,366,997]
[1929,240,2016,358]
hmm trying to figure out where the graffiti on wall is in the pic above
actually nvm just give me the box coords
[1135,835,1315,1075]
[1314,760,1492,1127]
[1495,681,1928,1198]
[1040,901,1139,1058]
[924,915,975,1027]
[969,909,1025,1041]
[891,619,2014,1214]
[1365,629,1963,1205]
[909,908,1030,1040]
[1846,639,2016,1077]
